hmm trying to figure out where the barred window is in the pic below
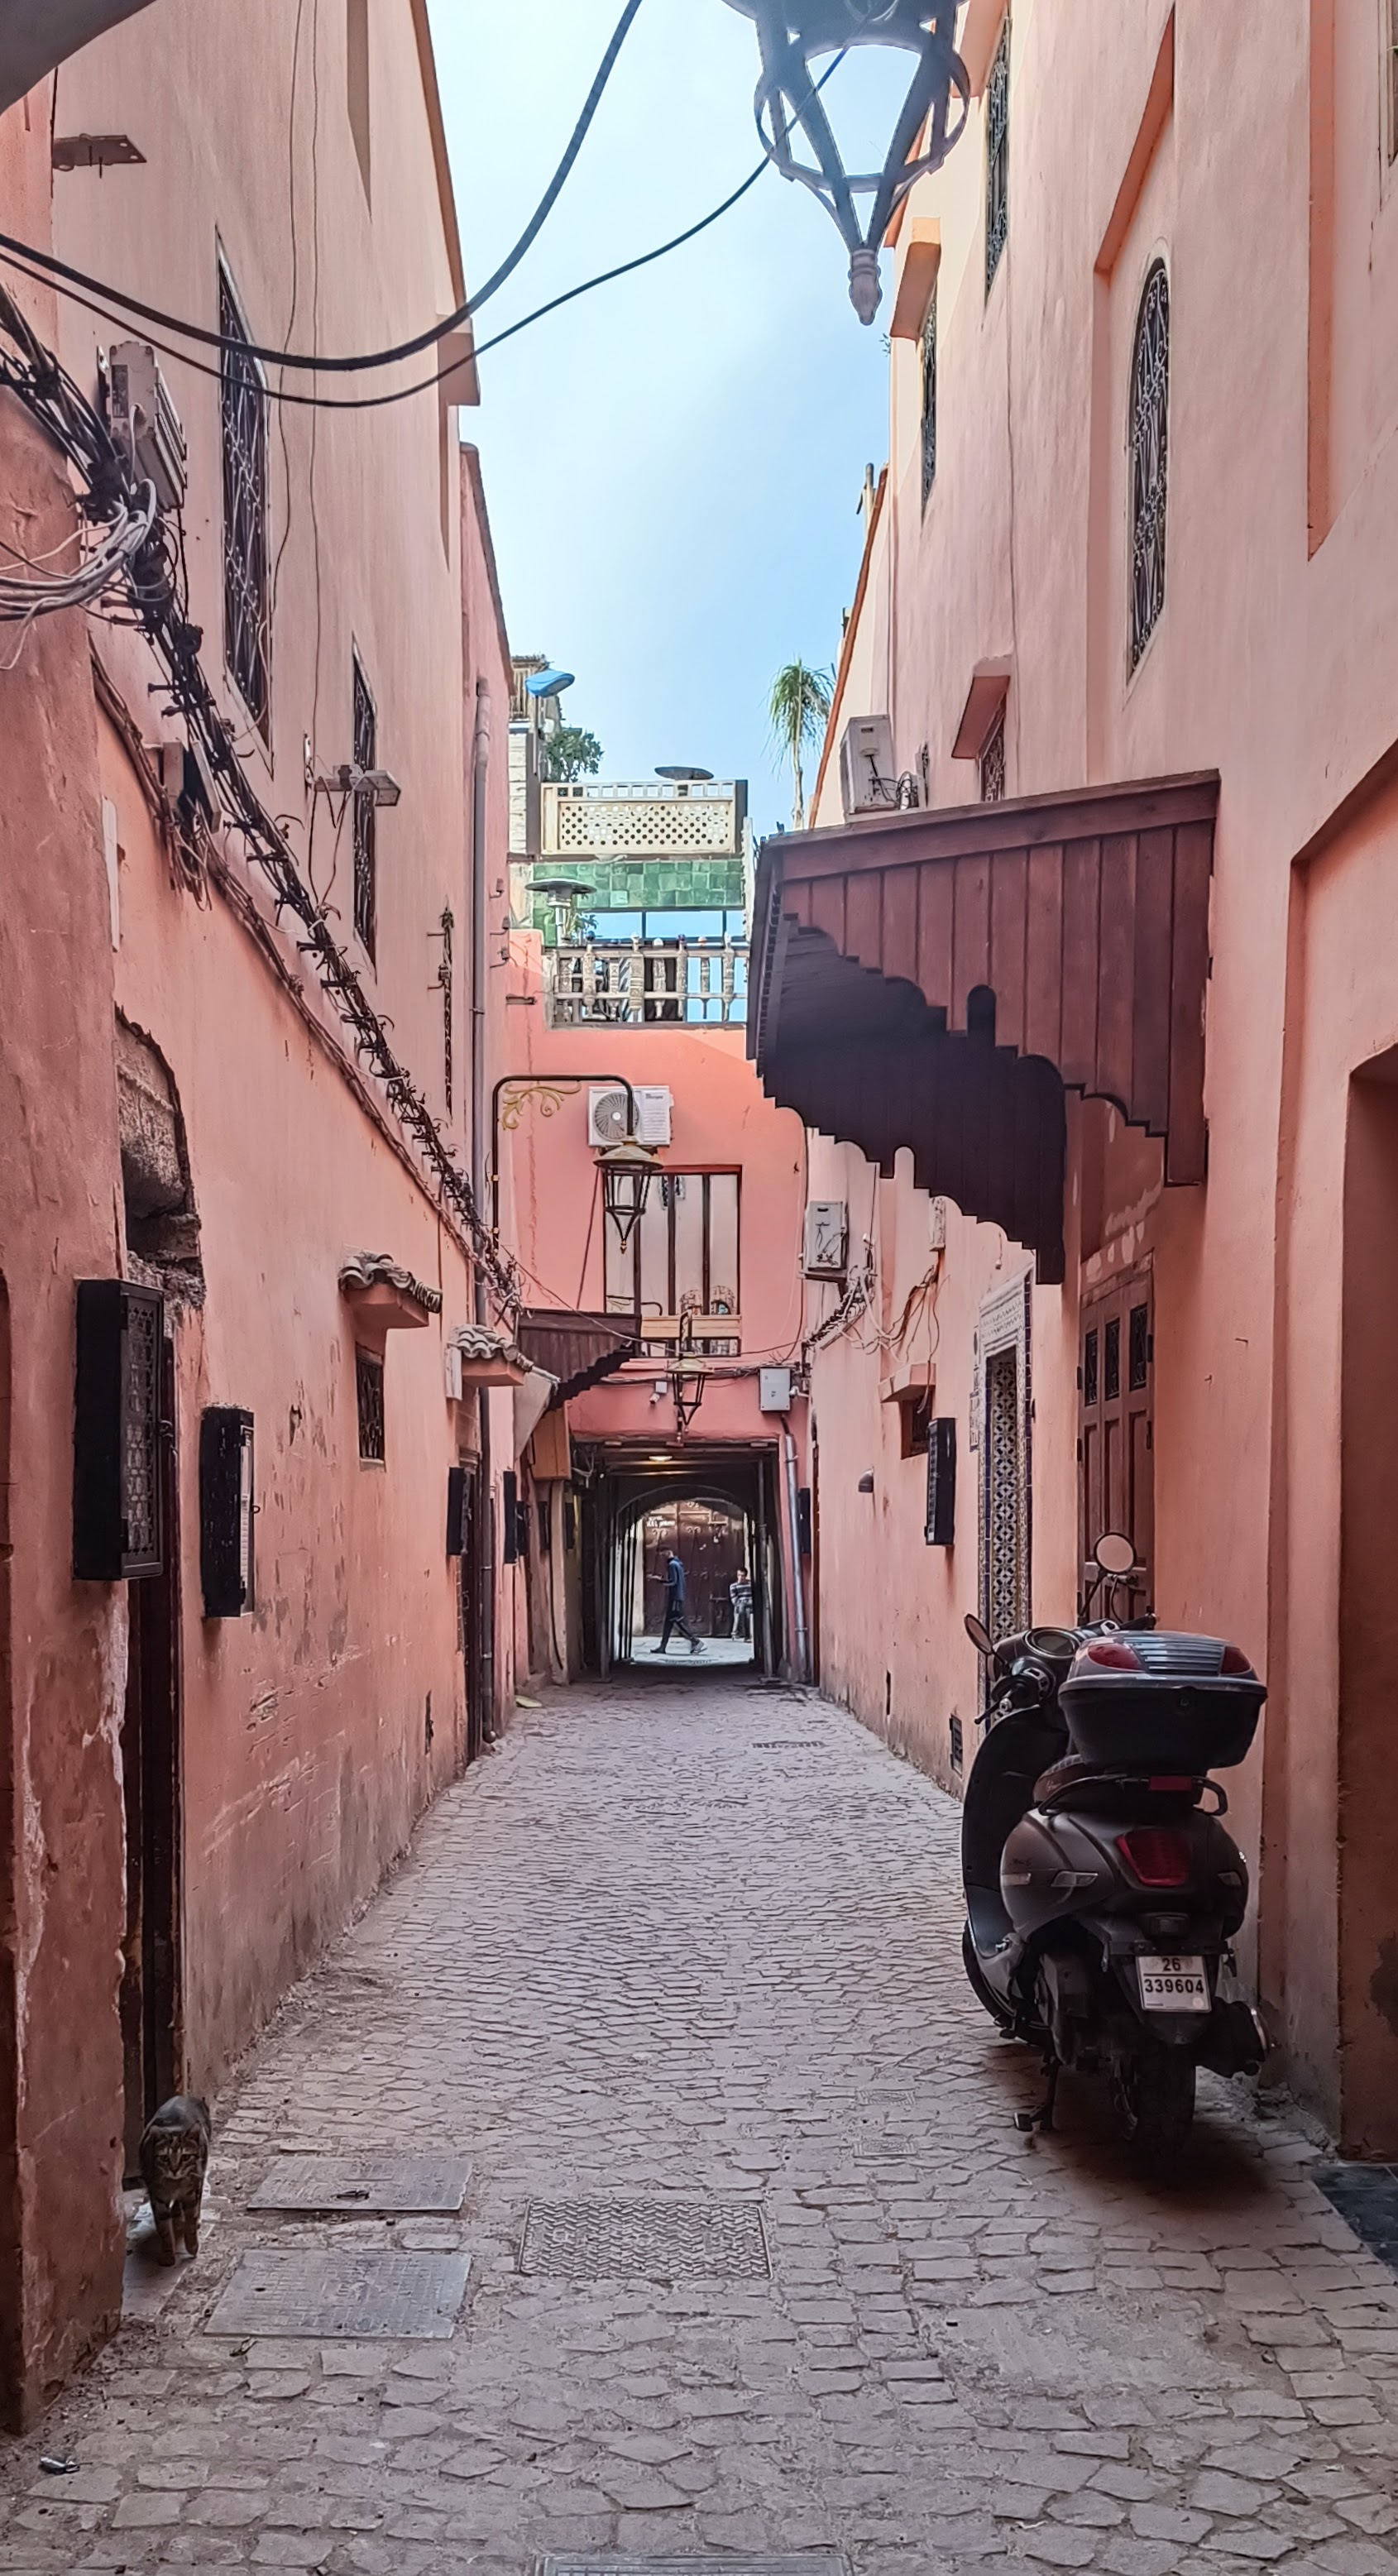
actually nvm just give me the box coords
[985,13,1010,294]
[356,1348,385,1462]
[1128,260,1170,670]
[979,706,1006,804]
[352,652,376,959]
[218,263,271,736]
[920,280,938,507]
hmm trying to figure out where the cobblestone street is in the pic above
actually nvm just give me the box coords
[7,1673,1398,2576]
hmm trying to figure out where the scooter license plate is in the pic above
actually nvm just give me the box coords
[1137,1954,1209,2011]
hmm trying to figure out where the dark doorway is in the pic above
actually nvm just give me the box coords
[458,1463,487,1765]
[120,1337,183,2181]
[1079,1269,1154,1615]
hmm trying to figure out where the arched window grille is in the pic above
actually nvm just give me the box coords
[1128,260,1170,670]
[984,13,1010,294]
[920,280,938,507]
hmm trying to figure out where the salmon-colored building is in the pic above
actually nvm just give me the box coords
[752,0,1398,2153]
[0,1,520,2418]
[498,776,812,1684]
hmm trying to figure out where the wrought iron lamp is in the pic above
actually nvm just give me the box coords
[596,1140,661,1251]
[722,0,970,322]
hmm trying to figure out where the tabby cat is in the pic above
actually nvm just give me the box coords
[139,2095,211,2265]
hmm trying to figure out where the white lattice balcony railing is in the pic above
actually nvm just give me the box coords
[545,939,749,1029]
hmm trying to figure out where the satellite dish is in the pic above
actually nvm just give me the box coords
[526,668,575,697]
[655,765,714,783]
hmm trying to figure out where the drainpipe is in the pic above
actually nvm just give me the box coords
[782,1423,810,1684]
[470,678,496,1738]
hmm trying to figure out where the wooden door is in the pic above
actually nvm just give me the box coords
[1079,1271,1154,1614]
[120,1339,183,2180]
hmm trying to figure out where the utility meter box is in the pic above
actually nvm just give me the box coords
[759,1367,792,1415]
[803,1199,849,1279]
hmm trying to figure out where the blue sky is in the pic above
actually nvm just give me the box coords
[427,1,900,834]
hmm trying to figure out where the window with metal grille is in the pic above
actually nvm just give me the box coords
[352,653,376,957]
[199,1407,255,1616]
[218,263,271,737]
[1128,259,1170,670]
[1104,1313,1122,1403]
[73,1281,165,1580]
[1129,1301,1151,1391]
[979,706,1006,803]
[1083,1326,1099,1409]
[438,906,453,1113]
[356,1348,385,1461]
[605,1170,740,1353]
[984,12,1010,294]
[920,280,938,506]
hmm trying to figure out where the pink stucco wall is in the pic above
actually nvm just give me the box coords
[804,0,1398,2137]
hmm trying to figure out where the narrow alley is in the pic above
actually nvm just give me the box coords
[11,1673,1396,2576]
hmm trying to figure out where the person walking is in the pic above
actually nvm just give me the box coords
[654,1551,703,1655]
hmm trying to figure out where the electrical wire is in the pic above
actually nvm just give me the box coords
[0,156,771,417]
[0,1,646,376]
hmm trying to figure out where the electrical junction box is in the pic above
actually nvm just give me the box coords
[803,1199,849,1279]
[108,340,188,512]
[759,1367,792,1415]
[839,714,896,818]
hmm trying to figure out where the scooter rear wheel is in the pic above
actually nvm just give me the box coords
[1112,2044,1195,2160]
[962,1920,1016,2031]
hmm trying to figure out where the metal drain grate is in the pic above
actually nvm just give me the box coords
[540,2560,850,2576]
[1314,2164,1398,2276]
[854,2133,919,2161]
[204,2249,470,2338]
[248,2156,470,2214]
[519,2198,770,2282]
[753,1740,823,1753]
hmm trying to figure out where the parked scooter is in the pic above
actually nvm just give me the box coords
[960,1532,1269,2157]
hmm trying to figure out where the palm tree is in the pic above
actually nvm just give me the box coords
[768,659,834,831]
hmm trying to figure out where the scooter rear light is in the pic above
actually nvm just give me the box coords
[1148,1776,1195,1793]
[1220,1643,1255,1675]
[1084,1639,1144,1671]
[1117,1827,1193,1888]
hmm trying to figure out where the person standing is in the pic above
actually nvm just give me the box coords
[730,1568,753,1641]
[654,1551,703,1655]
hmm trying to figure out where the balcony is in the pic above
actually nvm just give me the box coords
[546,938,749,1031]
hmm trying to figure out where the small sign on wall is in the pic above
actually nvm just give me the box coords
[925,1417,956,1547]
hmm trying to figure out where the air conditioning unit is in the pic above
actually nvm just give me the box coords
[587,1085,631,1148]
[634,1085,672,1147]
[803,1200,849,1280]
[839,714,897,819]
[108,341,188,513]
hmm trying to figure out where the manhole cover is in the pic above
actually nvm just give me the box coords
[519,2199,770,2282]
[540,2560,849,2576]
[248,2156,470,2214]
[1314,2164,1398,2274]
[205,2250,470,2338]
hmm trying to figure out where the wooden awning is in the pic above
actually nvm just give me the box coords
[517,1308,640,1406]
[749,773,1217,1285]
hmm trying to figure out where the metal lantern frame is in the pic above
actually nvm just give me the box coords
[724,0,970,321]
[597,1140,662,1252]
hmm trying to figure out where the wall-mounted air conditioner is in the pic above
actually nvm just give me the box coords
[108,341,188,513]
[633,1085,672,1147]
[839,714,897,819]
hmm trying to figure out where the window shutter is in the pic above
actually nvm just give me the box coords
[199,1407,254,1616]
[501,1470,519,1565]
[925,1417,956,1548]
[73,1280,165,1580]
[446,1466,468,1560]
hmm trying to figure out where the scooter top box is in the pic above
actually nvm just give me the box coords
[1059,1630,1265,1772]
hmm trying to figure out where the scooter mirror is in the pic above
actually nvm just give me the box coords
[965,1613,996,1659]
[1094,1530,1137,1578]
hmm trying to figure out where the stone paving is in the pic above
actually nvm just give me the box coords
[5,1669,1398,2576]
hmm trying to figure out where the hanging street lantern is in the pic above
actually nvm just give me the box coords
[596,1140,662,1251]
[722,1,970,323]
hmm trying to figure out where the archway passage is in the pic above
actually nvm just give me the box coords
[573,1441,788,1682]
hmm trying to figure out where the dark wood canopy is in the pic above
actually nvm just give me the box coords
[748,773,1218,1284]
[517,1308,639,1406]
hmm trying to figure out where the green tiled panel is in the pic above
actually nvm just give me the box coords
[532,858,745,917]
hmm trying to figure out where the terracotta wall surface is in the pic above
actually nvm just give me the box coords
[0,94,127,2427]
[797,0,1398,2136]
